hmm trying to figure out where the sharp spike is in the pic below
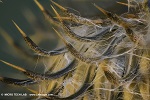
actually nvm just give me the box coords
[94,4,131,29]
[0,28,40,60]
[50,0,67,11]
[0,60,26,72]
[34,0,45,11]
[51,6,97,42]
[117,2,129,7]
[51,5,63,22]
[34,0,47,15]
[34,0,60,27]
[12,20,27,37]
[93,4,109,16]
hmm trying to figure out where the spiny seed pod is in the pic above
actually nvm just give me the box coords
[0,0,150,100]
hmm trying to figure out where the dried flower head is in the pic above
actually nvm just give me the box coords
[0,0,150,99]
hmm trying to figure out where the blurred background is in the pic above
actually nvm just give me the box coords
[0,0,127,99]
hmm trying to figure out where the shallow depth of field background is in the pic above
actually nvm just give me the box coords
[0,0,127,99]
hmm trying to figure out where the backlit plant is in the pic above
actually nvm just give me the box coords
[0,0,150,99]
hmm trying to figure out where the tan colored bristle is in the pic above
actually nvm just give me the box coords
[51,5,63,22]
[12,20,27,37]
[34,0,44,11]
[0,60,26,72]
[50,0,67,11]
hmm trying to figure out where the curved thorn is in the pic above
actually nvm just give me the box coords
[94,4,132,28]
[93,4,139,43]
[13,21,66,56]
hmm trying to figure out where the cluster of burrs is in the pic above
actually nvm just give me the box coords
[0,0,150,99]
